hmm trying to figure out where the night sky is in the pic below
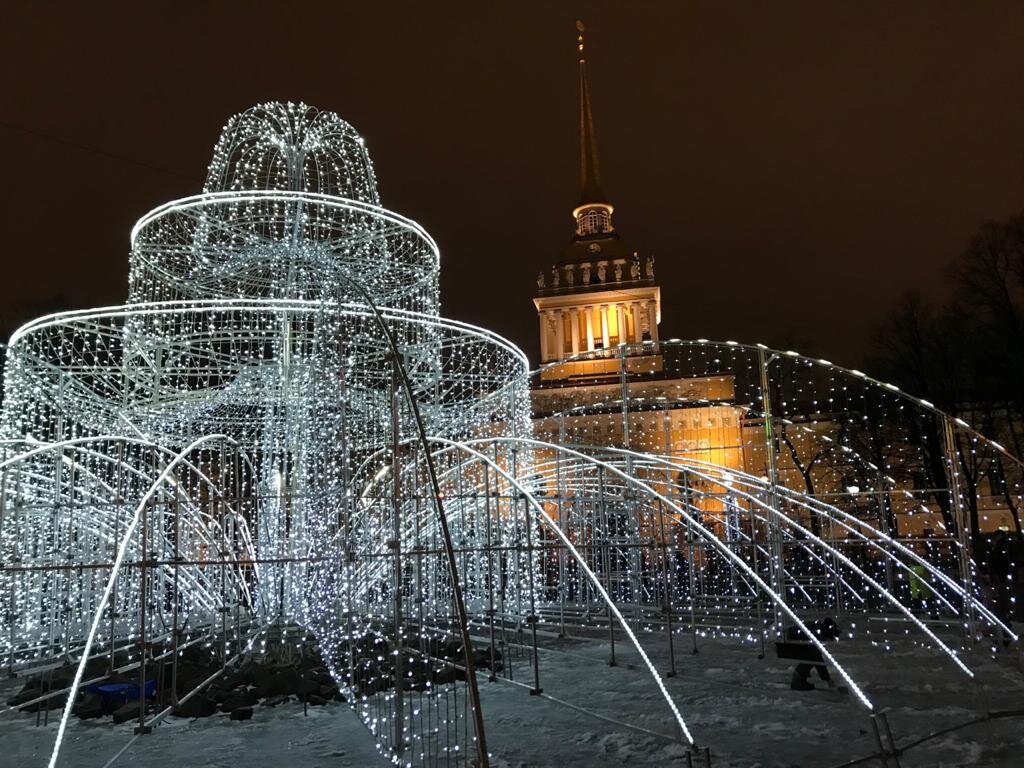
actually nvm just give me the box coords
[2,2,1024,367]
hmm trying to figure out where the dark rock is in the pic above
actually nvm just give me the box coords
[206,685,229,704]
[73,692,106,720]
[82,658,110,680]
[401,654,433,692]
[405,661,431,692]
[355,633,388,657]
[433,666,457,686]
[223,661,258,690]
[229,706,254,721]
[173,660,220,695]
[263,694,290,707]
[307,666,333,685]
[220,689,258,713]
[156,661,176,691]
[319,683,339,700]
[474,648,503,672]
[110,651,132,669]
[251,662,276,689]
[7,672,70,710]
[23,691,67,712]
[180,645,217,666]
[112,701,144,725]
[305,694,327,706]
[48,665,74,690]
[72,692,106,720]
[263,667,303,697]
[7,680,41,708]
[407,677,429,693]
[296,677,320,698]
[359,673,394,695]
[172,695,217,718]
[489,649,504,671]
[439,640,462,660]
[351,661,372,683]
[352,659,391,686]
[221,673,248,691]
[299,650,326,671]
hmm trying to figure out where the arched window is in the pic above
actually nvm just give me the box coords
[576,207,610,236]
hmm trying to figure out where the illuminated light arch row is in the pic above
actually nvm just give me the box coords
[533,338,1024,549]
[323,433,993,749]
[306,327,1021,763]
[632,452,1014,634]
[337,436,1015,724]
[534,337,1024,470]
[548,446,985,672]
[44,433,255,768]
[521,445,1015,640]
[0,434,260,658]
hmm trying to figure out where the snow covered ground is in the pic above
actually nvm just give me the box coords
[478,630,1024,767]
[2,628,1023,767]
[0,696,388,768]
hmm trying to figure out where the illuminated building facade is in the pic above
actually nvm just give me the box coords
[531,25,748,545]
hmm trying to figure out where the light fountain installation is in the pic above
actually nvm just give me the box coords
[0,102,1021,768]
[0,102,531,766]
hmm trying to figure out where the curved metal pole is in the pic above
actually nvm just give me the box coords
[542,445,996,632]
[618,449,1014,638]
[425,436,696,746]
[48,433,238,768]
[2,438,260,614]
[472,436,877,711]
[334,279,489,767]
[558,445,976,677]
[527,443,975,677]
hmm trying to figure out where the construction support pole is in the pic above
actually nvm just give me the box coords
[758,348,786,636]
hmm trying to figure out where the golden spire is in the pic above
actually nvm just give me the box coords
[576,20,607,206]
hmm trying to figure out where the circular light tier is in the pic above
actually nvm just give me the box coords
[130,191,440,315]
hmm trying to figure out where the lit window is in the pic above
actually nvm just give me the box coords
[577,208,609,236]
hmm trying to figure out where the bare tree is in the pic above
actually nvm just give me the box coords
[870,213,1024,546]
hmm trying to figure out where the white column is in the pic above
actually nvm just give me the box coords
[600,305,610,349]
[554,310,565,359]
[585,306,595,350]
[539,312,549,361]
[616,304,627,346]
[569,309,580,354]
[648,302,659,342]
[631,302,641,343]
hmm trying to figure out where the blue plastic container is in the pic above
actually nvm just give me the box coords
[86,680,156,705]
